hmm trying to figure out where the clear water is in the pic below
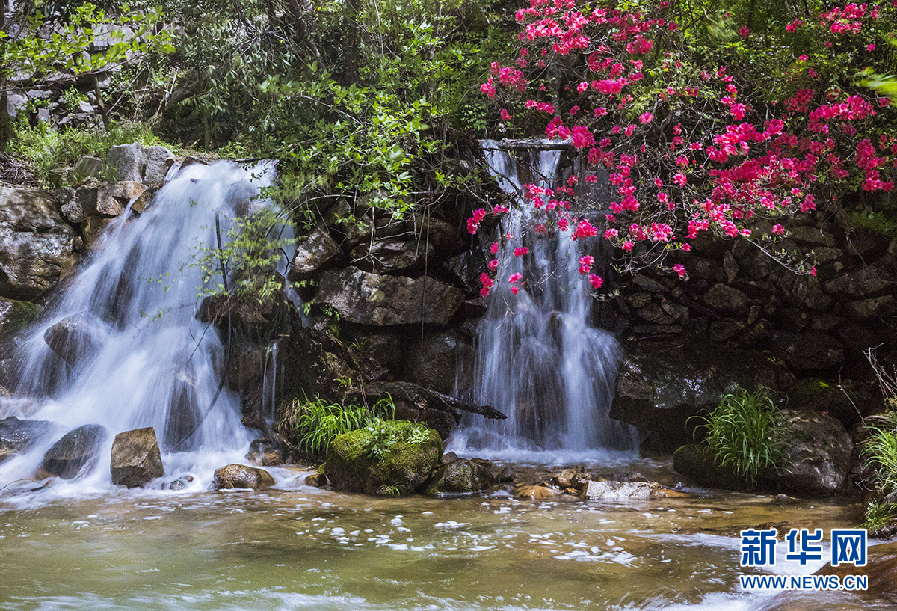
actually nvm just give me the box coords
[0,468,878,611]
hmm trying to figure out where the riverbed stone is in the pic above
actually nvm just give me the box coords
[515,484,562,500]
[316,267,464,326]
[325,420,443,496]
[0,417,59,463]
[213,464,276,490]
[110,427,164,488]
[426,457,495,495]
[0,186,76,301]
[41,424,108,479]
[43,313,103,368]
[582,480,685,500]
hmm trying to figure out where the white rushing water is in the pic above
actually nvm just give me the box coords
[449,140,636,460]
[0,161,285,496]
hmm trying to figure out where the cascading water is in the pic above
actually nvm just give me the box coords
[0,161,284,495]
[449,140,636,459]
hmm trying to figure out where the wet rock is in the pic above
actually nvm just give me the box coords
[844,295,897,318]
[95,182,146,216]
[610,341,792,452]
[426,457,495,495]
[0,417,59,463]
[43,313,103,368]
[110,427,164,488]
[0,297,41,341]
[582,480,686,500]
[774,408,853,496]
[304,472,328,487]
[164,374,201,451]
[351,237,434,273]
[0,186,76,301]
[213,464,276,490]
[325,420,443,496]
[402,331,474,396]
[444,250,488,296]
[245,438,285,467]
[41,424,108,479]
[515,484,561,500]
[316,267,464,326]
[815,541,897,603]
[672,443,743,490]
[772,331,844,371]
[288,227,342,281]
[553,468,591,490]
[165,475,194,491]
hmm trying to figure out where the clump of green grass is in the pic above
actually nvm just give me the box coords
[288,395,395,456]
[862,411,897,493]
[700,386,785,489]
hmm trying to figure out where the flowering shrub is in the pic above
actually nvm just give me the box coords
[469,0,897,293]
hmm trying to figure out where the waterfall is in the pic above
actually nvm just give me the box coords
[0,161,285,493]
[449,140,635,459]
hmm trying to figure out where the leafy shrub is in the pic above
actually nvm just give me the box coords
[863,499,897,530]
[700,386,785,488]
[362,418,432,460]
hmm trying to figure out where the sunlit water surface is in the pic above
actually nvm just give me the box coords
[0,462,882,611]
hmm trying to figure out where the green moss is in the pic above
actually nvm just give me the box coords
[0,298,41,344]
[325,420,442,496]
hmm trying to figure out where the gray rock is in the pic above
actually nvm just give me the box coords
[427,457,495,495]
[110,427,164,488]
[789,226,836,247]
[6,92,26,118]
[288,227,341,281]
[0,187,76,301]
[444,250,488,296]
[106,143,146,182]
[775,408,853,495]
[702,283,747,314]
[672,444,743,490]
[41,424,108,479]
[582,480,682,500]
[213,464,276,490]
[351,237,434,273]
[316,267,464,326]
[844,295,897,318]
[142,146,175,184]
[95,182,146,216]
[0,417,60,463]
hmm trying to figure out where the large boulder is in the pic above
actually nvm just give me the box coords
[316,267,464,326]
[110,427,165,488]
[43,313,104,368]
[350,237,434,273]
[105,143,174,185]
[426,457,495,495]
[0,186,76,301]
[213,463,276,490]
[402,331,475,396]
[772,331,845,371]
[672,443,743,490]
[610,341,792,451]
[40,424,108,479]
[0,417,60,463]
[325,420,443,495]
[774,408,853,496]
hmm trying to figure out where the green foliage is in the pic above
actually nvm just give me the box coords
[289,395,395,456]
[863,499,897,530]
[362,418,431,460]
[699,386,785,488]
[862,411,897,494]
[8,121,165,185]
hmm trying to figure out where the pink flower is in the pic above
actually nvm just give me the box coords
[490,242,500,255]
[588,274,603,289]
[513,247,529,257]
[488,259,499,270]
[510,286,520,295]
[672,264,686,278]
[771,224,784,235]
[639,112,653,124]
[867,43,875,51]
[682,243,691,252]
[500,108,512,121]
[508,273,523,283]
[579,255,595,274]
[738,26,750,39]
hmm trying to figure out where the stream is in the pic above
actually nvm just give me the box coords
[0,458,881,611]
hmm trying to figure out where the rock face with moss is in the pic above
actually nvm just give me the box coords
[325,420,443,496]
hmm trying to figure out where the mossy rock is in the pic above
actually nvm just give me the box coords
[325,420,443,496]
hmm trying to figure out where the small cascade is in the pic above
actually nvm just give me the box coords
[0,161,288,493]
[449,140,635,459]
